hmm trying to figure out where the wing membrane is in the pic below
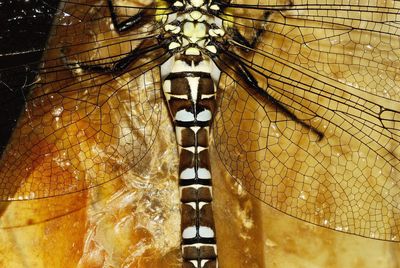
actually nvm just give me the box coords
[0,0,167,200]
[214,0,400,241]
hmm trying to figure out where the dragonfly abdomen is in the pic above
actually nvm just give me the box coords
[162,52,220,267]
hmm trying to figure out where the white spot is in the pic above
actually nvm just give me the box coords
[185,47,200,55]
[209,4,220,11]
[199,226,214,238]
[214,17,222,28]
[187,77,200,102]
[206,45,217,54]
[190,126,200,133]
[201,94,215,99]
[209,28,224,37]
[198,168,211,179]
[180,168,196,179]
[174,1,184,7]
[195,146,207,153]
[176,109,195,121]
[190,0,204,7]
[196,109,212,121]
[169,42,181,50]
[182,226,197,239]
[165,24,181,34]
[180,146,196,153]
[198,201,209,209]
[185,202,197,209]
[183,22,206,43]
[201,260,211,267]
[190,11,203,20]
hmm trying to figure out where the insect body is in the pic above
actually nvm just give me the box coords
[1,0,400,267]
[159,1,224,266]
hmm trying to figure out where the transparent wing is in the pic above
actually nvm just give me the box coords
[213,0,400,241]
[0,0,168,200]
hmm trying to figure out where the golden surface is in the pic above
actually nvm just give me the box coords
[1,0,400,267]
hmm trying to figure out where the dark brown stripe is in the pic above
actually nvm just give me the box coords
[175,120,212,128]
[179,179,212,186]
[167,72,211,79]
[181,187,213,203]
[183,236,216,245]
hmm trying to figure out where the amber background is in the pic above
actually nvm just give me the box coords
[1,0,400,267]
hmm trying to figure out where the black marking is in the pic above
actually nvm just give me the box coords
[182,237,216,245]
[179,179,212,187]
[167,72,211,79]
[108,0,146,32]
[175,120,212,128]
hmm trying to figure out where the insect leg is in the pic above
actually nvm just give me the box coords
[60,43,163,74]
[231,11,271,49]
[107,0,146,33]
[231,0,294,49]
[237,62,324,140]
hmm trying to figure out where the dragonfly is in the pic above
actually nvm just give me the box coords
[0,0,399,267]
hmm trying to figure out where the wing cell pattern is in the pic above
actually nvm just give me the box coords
[0,0,399,242]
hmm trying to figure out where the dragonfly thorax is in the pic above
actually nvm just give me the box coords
[162,0,225,56]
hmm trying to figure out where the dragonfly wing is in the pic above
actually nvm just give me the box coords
[0,0,166,200]
[213,0,400,241]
